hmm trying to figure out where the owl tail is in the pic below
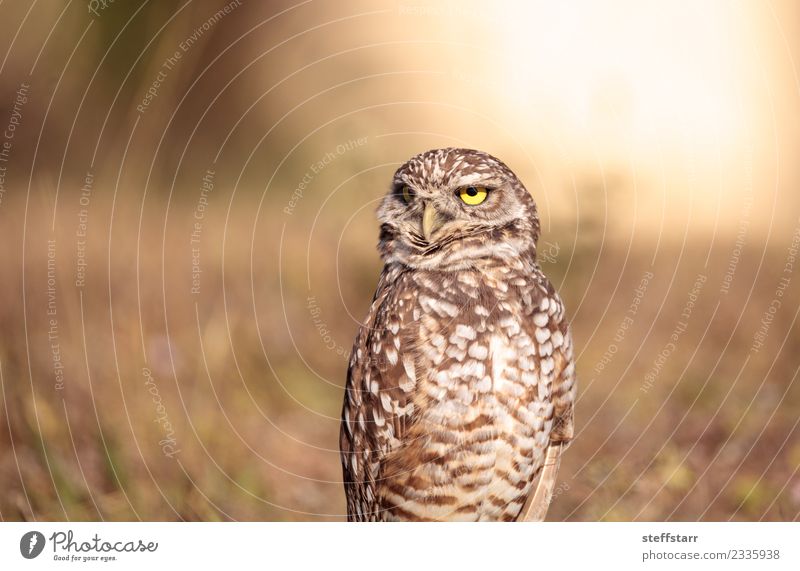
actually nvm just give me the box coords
[519,444,562,522]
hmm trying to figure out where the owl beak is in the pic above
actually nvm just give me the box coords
[422,202,443,241]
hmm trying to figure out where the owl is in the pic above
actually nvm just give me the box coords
[340,148,576,521]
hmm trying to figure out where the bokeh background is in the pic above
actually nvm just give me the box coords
[0,0,799,521]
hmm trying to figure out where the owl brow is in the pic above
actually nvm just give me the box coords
[452,183,498,195]
[453,176,503,190]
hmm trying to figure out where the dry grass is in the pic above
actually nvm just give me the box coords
[1,197,798,521]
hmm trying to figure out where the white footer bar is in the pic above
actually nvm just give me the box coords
[1,522,798,570]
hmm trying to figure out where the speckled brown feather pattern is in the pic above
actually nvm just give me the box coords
[341,148,576,521]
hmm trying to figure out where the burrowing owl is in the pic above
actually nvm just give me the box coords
[340,148,576,521]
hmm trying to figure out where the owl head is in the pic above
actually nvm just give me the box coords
[377,148,541,270]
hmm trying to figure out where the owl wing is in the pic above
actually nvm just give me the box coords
[525,274,576,443]
[548,292,576,445]
[340,264,418,521]
[519,276,576,521]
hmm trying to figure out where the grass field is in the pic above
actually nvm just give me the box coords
[1,197,798,520]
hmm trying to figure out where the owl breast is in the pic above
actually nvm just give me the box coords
[377,267,558,521]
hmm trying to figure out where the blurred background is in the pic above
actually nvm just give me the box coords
[0,0,798,521]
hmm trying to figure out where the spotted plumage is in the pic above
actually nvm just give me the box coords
[341,148,576,521]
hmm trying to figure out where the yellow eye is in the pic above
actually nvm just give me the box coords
[401,185,414,203]
[459,186,488,205]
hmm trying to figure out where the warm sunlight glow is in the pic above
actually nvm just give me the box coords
[492,1,749,156]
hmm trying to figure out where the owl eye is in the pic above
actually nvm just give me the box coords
[458,186,488,205]
[400,185,414,203]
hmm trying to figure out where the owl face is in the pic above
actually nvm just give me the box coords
[377,148,540,270]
